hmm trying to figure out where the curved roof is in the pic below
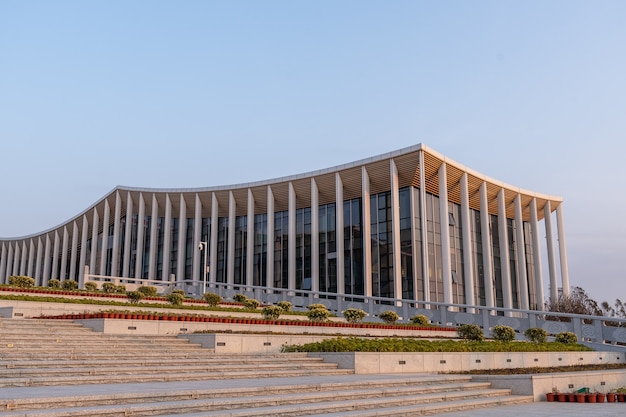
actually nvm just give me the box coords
[1,143,562,241]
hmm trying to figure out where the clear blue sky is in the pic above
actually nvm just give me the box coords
[1,1,625,305]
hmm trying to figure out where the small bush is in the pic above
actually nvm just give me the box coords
[307,306,330,322]
[126,291,144,304]
[555,332,578,344]
[84,282,98,291]
[410,314,430,325]
[47,279,61,289]
[171,289,185,296]
[458,324,485,342]
[166,292,184,306]
[307,303,328,311]
[203,292,222,306]
[243,298,261,310]
[491,325,516,342]
[115,285,126,294]
[62,280,78,290]
[8,276,35,288]
[137,286,158,297]
[233,293,248,303]
[524,327,548,343]
[101,282,118,293]
[262,305,282,320]
[343,308,367,323]
[378,310,400,324]
[277,301,293,312]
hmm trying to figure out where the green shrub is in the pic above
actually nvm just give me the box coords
[555,332,578,344]
[262,305,282,320]
[233,293,248,303]
[203,292,222,306]
[410,314,430,325]
[126,291,144,304]
[62,280,78,290]
[166,292,185,306]
[524,327,548,343]
[84,282,98,292]
[171,289,185,296]
[101,282,117,293]
[378,310,399,324]
[307,306,330,322]
[277,301,293,312]
[137,286,158,297]
[115,284,126,294]
[343,308,367,323]
[47,279,61,289]
[457,324,485,342]
[307,303,328,311]
[491,325,516,342]
[243,298,261,310]
[8,276,35,288]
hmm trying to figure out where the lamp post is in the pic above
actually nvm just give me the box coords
[198,241,208,295]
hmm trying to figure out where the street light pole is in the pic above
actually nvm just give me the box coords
[199,241,208,295]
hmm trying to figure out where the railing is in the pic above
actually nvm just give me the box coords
[83,274,626,351]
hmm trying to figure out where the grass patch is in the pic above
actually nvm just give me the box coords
[281,337,593,353]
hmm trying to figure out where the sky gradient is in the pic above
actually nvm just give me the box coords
[1,1,625,305]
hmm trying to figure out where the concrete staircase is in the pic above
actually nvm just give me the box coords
[0,318,533,416]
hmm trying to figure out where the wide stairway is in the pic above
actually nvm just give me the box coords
[0,318,533,416]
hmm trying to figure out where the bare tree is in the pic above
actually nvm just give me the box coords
[545,286,602,320]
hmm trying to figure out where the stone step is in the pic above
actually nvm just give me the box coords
[0,367,354,388]
[0,376,479,410]
[0,385,530,416]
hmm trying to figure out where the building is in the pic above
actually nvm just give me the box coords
[0,144,569,311]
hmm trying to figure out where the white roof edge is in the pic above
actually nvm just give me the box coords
[1,142,562,240]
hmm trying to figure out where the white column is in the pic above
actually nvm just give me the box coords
[7,243,15,278]
[460,173,475,309]
[438,163,452,305]
[266,186,275,288]
[43,234,51,285]
[227,191,236,285]
[90,208,99,275]
[110,191,122,277]
[12,242,19,276]
[530,198,545,310]
[35,237,43,285]
[122,192,134,278]
[51,231,60,280]
[79,216,88,287]
[0,243,7,284]
[69,222,79,281]
[497,189,513,312]
[148,194,159,280]
[556,204,570,297]
[246,189,255,286]
[28,239,36,278]
[479,183,495,309]
[311,179,320,294]
[134,193,146,279]
[99,200,110,276]
[177,194,187,283]
[60,227,69,280]
[335,173,345,295]
[390,159,403,301]
[162,194,172,281]
[288,183,297,292]
[544,201,559,302]
[361,167,372,298]
[419,150,430,302]
[514,194,530,310]
[209,193,219,284]
[20,241,28,276]
[192,194,202,284]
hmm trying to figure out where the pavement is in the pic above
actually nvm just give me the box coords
[435,402,625,417]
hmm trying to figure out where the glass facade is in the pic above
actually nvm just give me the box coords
[1,150,558,315]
